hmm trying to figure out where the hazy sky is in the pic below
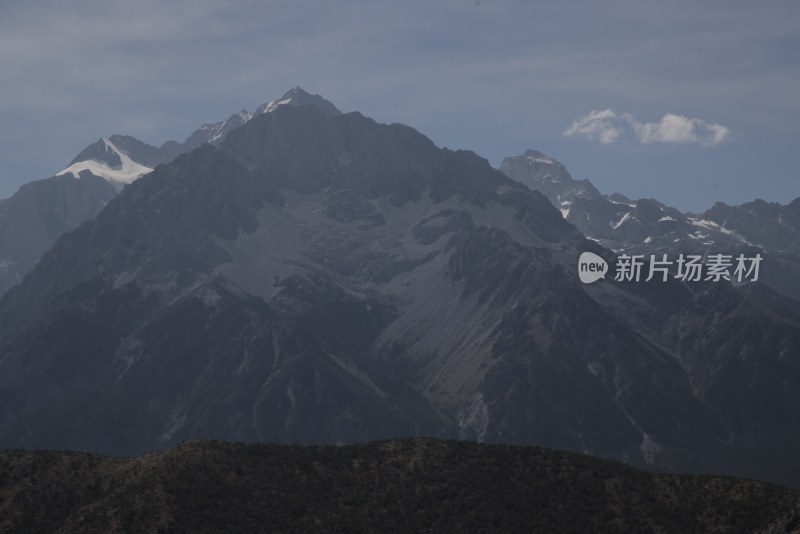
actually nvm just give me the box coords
[1,0,798,211]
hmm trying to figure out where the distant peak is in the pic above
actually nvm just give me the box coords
[67,138,122,168]
[57,136,152,188]
[255,87,342,117]
[522,149,548,158]
[285,86,309,96]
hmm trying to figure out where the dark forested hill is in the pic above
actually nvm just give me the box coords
[1,439,799,533]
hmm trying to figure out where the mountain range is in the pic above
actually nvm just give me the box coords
[0,87,334,295]
[0,89,798,489]
[501,149,800,302]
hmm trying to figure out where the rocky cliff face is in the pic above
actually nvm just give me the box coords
[0,173,117,295]
[704,198,800,254]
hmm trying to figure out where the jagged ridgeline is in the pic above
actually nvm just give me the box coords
[501,150,800,300]
[0,87,341,296]
[0,89,798,490]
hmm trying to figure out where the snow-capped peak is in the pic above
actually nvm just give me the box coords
[55,87,338,189]
[57,137,152,189]
[254,86,342,116]
[183,88,341,148]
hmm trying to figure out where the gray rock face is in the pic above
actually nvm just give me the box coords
[501,149,603,206]
[704,198,800,254]
[69,139,123,168]
[0,103,798,490]
[0,173,117,295]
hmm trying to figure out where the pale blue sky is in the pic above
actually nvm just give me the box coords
[1,0,798,211]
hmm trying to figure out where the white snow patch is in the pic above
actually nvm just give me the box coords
[641,433,662,464]
[260,97,294,114]
[688,217,721,230]
[204,111,254,143]
[160,406,187,442]
[688,217,754,245]
[234,110,253,122]
[524,155,555,165]
[458,392,490,442]
[611,212,632,230]
[57,137,152,187]
[621,412,663,465]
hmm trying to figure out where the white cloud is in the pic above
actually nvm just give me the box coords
[634,113,730,145]
[563,109,627,144]
[565,109,730,146]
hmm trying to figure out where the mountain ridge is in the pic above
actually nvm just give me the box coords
[0,93,798,489]
[0,87,341,297]
[500,149,800,300]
